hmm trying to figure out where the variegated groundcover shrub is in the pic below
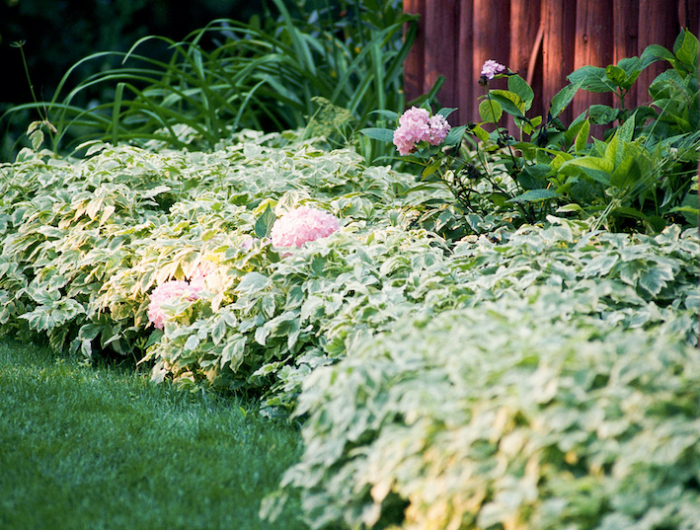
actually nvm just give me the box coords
[266,302,700,530]
[0,130,698,529]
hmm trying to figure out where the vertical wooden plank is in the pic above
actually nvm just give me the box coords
[679,0,700,35]
[637,0,679,105]
[456,0,475,125]
[472,0,510,124]
[542,0,577,125]
[403,0,426,105]
[509,0,544,129]
[425,0,459,110]
[613,0,640,109]
[573,0,614,137]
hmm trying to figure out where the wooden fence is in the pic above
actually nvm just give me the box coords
[403,0,700,128]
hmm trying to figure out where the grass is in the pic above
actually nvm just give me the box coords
[0,338,308,530]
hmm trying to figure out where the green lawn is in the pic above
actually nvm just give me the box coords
[0,339,308,530]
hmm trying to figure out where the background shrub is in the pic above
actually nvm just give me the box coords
[1,0,415,163]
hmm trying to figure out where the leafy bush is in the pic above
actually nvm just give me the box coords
[2,77,699,530]
[265,297,700,530]
[0,131,441,397]
[364,30,699,235]
[1,130,697,412]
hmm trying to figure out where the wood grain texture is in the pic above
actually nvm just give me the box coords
[614,0,640,109]
[573,0,614,137]
[637,0,679,105]
[403,0,426,104]
[403,0,686,129]
[456,0,475,124]
[542,0,577,125]
[510,0,544,126]
[425,0,459,109]
[472,0,510,126]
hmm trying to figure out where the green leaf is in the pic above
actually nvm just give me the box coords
[568,65,616,93]
[507,188,558,203]
[443,125,466,147]
[489,90,526,118]
[437,108,458,120]
[518,164,552,190]
[612,206,648,220]
[617,56,642,76]
[478,99,503,123]
[640,44,676,68]
[556,203,584,213]
[261,294,276,319]
[370,110,399,122]
[550,80,584,119]
[588,104,620,125]
[560,156,614,175]
[255,204,277,239]
[564,111,589,147]
[582,254,619,277]
[638,264,674,296]
[184,334,200,351]
[604,134,620,167]
[471,124,490,142]
[237,272,270,293]
[421,160,441,179]
[360,127,395,143]
[508,75,534,110]
[605,65,629,89]
[611,156,641,188]
[616,112,636,142]
[211,317,226,345]
[575,119,590,153]
[221,334,246,370]
[29,129,44,151]
[673,30,698,69]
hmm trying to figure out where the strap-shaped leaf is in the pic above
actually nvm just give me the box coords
[360,127,395,143]
[507,188,558,203]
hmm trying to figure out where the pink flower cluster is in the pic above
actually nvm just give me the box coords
[189,261,217,290]
[392,107,451,156]
[270,206,339,249]
[481,59,506,80]
[147,280,201,330]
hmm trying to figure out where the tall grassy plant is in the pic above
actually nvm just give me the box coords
[1,0,417,160]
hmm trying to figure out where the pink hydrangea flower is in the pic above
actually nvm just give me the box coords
[393,107,451,155]
[481,60,506,80]
[270,206,339,249]
[241,237,258,251]
[189,261,217,290]
[428,114,451,144]
[147,280,201,330]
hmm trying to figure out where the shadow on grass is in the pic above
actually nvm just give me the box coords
[0,338,308,530]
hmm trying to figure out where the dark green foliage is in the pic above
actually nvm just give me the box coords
[0,0,266,159]
[362,30,699,235]
[1,0,415,163]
